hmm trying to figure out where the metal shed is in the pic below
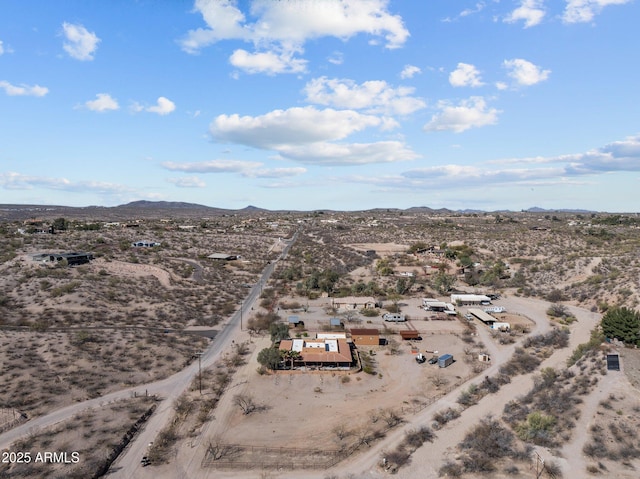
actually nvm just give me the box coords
[438,353,454,368]
[606,354,620,371]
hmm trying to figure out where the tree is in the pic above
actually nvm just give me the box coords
[281,349,301,370]
[395,276,415,295]
[52,217,68,232]
[407,242,428,254]
[257,347,281,370]
[269,322,290,342]
[601,306,640,345]
[433,272,456,294]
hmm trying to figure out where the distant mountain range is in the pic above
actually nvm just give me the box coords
[0,200,611,222]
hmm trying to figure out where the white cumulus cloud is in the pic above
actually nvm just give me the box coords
[563,0,631,23]
[423,96,500,133]
[162,159,307,178]
[449,63,484,88]
[504,0,546,28]
[62,22,100,61]
[163,159,262,174]
[503,58,550,86]
[230,48,307,75]
[84,93,119,112]
[277,141,419,166]
[303,77,426,115]
[400,64,421,79]
[0,81,48,97]
[180,0,409,74]
[208,105,416,166]
[210,106,387,149]
[167,176,207,188]
[146,97,176,115]
[327,51,344,65]
[247,167,308,178]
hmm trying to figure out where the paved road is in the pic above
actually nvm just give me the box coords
[108,230,298,478]
[0,231,299,476]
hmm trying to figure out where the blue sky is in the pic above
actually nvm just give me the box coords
[1,0,639,212]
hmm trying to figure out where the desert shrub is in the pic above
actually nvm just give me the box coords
[523,328,569,349]
[462,451,496,472]
[500,348,542,376]
[567,328,605,366]
[279,300,301,310]
[459,416,516,459]
[438,461,463,477]
[432,407,460,428]
[543,459,563,477]
[404,426,435,448]
[515,411,556,445]
[546,289,566,302]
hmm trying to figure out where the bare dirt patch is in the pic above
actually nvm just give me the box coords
[0,397,156,479]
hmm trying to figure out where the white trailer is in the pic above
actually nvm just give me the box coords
[491,322,511,332]
[484,306,506,313]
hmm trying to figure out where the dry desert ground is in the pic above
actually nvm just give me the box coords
[1,205,640,479]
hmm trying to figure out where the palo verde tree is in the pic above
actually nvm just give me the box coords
[601,306,640,346]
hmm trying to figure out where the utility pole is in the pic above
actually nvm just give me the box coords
[240,300,243,330]
[195,352,203,394]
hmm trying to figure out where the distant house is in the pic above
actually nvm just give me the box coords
[208,253,239,261]
[317,332,347,340]
[332,296,377,310]
[132,240,161,247]
[349,328,380,346]
[450,294,491,305]
[423,298,447,312]
[32,252,94,266]
[279,338,353,369]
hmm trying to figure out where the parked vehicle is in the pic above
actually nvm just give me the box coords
[383,313,406,322]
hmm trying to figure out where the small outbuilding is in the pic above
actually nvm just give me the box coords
[288,315,303,327]
[438,354,454,368]
[333,296,377,310]
[208,253,239,261]
[451,294,491,305]
[400,330,421,340]
[349,328,380,346]
[606,354,620,371]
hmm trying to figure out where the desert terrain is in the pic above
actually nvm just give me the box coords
[1,204,640,478]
